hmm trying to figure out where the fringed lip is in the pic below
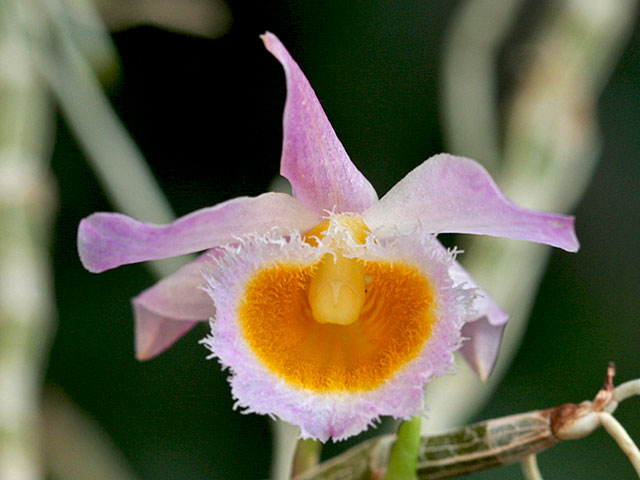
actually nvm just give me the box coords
[200,219,473,441]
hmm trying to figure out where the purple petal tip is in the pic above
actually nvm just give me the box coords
[563,217,580,252]
[77,215,109,273]
[134,300,200,361]
[261,31,378,214]
[364,154,580,252]
[459,318,507,381]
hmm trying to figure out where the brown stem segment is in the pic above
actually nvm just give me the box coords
[295,365,636,480]
[294,410,558,480]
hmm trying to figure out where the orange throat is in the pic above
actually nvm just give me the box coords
[238,217,438,393]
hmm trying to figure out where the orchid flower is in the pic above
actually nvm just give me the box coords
[77,32,578,441]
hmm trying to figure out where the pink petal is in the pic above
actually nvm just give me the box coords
[262,32,378,214]
[133,251,218,360]
[135,316,198,361]
[78,192,320,273]
[458,318,506,382]
[447,251,509,380]
[363,154,579,251]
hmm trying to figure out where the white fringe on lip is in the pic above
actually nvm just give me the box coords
[199,214,475,441]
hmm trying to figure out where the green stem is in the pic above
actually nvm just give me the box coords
[383,417,422,480]
[292,439,322,478]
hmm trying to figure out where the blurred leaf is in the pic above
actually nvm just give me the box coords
[96,0,232,39]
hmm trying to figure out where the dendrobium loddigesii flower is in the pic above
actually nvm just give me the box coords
[77,32,579,441]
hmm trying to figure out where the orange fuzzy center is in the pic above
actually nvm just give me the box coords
[238,218,437,393]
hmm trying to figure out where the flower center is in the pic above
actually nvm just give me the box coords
[307,255,365,326]
[304,217,369,326]
[237,216,438,393]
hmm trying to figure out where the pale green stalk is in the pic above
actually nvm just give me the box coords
[0,0,179,478]
[292,438,322,478]
[0,1,54,478]
[271,420,299,480]
[53,0,120,79]
[440,0,525,173]
[424,0,638,433]
[36,0,180,477]
[94,0,232,39]
[42,390,141,480]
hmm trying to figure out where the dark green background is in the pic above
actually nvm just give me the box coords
[48,1,640,478]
